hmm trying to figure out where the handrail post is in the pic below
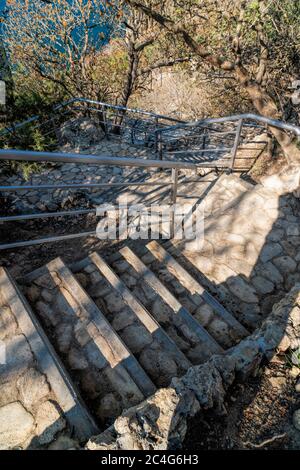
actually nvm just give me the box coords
[170,168,178,238]
[230,118,243,171]
[201,129,207,159]
[158,131,163,160]
[102,105,109,138]
[154,117,159,153]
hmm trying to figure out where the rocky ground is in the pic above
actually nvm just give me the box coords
[183,357,300,450]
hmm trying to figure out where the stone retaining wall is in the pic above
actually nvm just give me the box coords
[86,284,300,450]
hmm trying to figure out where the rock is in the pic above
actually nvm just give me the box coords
[0,335,33,383]
[26,285,40,303]
[34,274,57,290]
[194,304,214,327]
[251,276,274,295]
[104,292,124,313]
[293,409,300,432]
[111,309,135,331]
[207,319,230,346]
[259,243,283,263]
[55,322,73,353]
[83,341,107,370]
[139,348,177,386]
[0,306,18,341]
[120,273,137,289]
[17,368,50,410]
[75,273,88,288]
[35,401,66,445]
[226,276,258,304]
[295,379,300,393]
[121,325,153,354]
[67,347,89,370]
[273,256,297,274]
[268,376,286,389]
[289,366,300,378]
[0,402,35,450]
[97,393,122,422]
[151,298,171,323]
[40,289,53,303]
[89,280,111,299]
[35,301,58,327]
[74,321,90,347]
[255,261,283,286]
[0,382,19,407]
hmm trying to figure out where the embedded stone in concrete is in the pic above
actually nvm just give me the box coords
[259,243,283,263]
[273,256,297,275]
[0,402,35,450]
[0,306,18,341]
[251,276,275,295]
[121,324,153,354]
[226,276,258,304]
[17,368,50,411]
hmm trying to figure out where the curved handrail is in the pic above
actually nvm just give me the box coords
[156,113,300,137]
[0,97,184,137]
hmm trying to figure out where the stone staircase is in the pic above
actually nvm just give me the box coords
[0,238,249,449]
[1,166,299,449]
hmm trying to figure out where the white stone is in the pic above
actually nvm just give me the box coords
[0,402,35,450]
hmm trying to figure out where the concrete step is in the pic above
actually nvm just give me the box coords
[23,258,155,426]
[145,241,249,348]
[116,246,223,363]
[80,252,191,387]
[0,267,98,447]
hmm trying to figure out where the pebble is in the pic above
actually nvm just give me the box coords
[296,379,300,393]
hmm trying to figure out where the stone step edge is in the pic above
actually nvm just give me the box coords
[45,257,156,398]
[89,252,191,369]
[0,266,99,442]
[119,246,223,354]
[147,241,249,338]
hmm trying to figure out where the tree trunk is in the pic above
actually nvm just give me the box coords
[113,42,139,134]
[0,38,14,122]
[235,66,300,163]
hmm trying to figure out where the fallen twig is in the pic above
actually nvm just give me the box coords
[243,433,287,448]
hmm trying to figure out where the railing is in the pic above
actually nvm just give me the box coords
[0,97,184,149]
[1,105,300,251]
[154,113,300,170]
[0,149,199,250]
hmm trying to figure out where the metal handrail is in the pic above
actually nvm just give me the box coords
[0,149,197,250]
[156,113,300,136]
[0,97,184,137]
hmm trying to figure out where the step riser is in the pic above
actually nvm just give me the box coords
[148,241,249,333]
[118,246,223,361]
[24,258,149,425]
[87,252,191,387]
[0,267,98,444]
